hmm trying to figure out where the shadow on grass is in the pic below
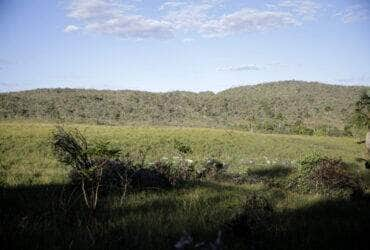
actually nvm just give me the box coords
[1,183,370,250]
[247,164,293,179]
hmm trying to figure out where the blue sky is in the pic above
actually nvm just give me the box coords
[0,0,370,92]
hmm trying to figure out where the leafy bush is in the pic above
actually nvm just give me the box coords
[291,153,364,198]
[310,159,364,198]
[52,127,127,210]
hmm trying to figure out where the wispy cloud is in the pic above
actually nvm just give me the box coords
[276,0,321,20]
[218,61,290,72]
[335,4,370,23]
[64,0,307,39]
[217,64,262,72]
[66,0,174,39]
[201,8,299,37]
[63,0,367,40]
[63,24,80,33]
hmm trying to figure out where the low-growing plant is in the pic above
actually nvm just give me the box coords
[197,158,228,179]
[153,157,196,186]
[290,152,364,198]
[174,139,193,156]
[310,158,364,199]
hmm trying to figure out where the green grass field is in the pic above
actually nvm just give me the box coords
[1,121,369,250]
[0,121,364,186]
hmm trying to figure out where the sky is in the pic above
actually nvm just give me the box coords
[0,0,370,92]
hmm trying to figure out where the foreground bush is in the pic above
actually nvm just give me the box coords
[291,153,364,198]
[52,127,197,201]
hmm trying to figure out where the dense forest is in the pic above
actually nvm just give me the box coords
[0,81,368,136]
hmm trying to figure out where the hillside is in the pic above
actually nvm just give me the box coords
[0,81,368,135]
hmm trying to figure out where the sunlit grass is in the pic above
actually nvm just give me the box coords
[0,121,363,186]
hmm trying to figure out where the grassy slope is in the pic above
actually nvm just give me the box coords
[1,121,369,249]
[0,121,363,186]
[0,81,367,130]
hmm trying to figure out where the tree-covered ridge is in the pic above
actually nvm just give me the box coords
[0,81,368,135]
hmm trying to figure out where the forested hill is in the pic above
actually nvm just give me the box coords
[0,81,368,135]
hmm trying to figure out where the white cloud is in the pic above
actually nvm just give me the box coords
[277,0,321,20]
[63,25,80,33]
[162,1,217,31]
[159,1,188,11]
[335,4,370,23]
[63,0,338,40]
[217,64,262,72]
[66,0,173,39]
[201,8,299,37]
[67,0,130,19]
[85,16,173,39]
[162,1,299,37]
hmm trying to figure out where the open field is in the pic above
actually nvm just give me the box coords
[1,121,369,250]
[0,121,364,186]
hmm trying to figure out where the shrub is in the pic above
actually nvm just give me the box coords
[152,157,196,186]
[292,153,364,198]
[197,158,228,179]
[52,127,125,210]
[310,159,364,198]
[68,159,134,193]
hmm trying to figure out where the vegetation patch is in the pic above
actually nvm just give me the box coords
[289,152,365,199]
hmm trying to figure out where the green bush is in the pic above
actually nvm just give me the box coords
[291,153,364,198]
